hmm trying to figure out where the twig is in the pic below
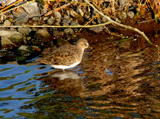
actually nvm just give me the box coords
[137,18,160,24]
[0,1,29,15]
[84,0,153,45]
[78,13,99,33]
[0,22,111,28]
[45,3,73,16]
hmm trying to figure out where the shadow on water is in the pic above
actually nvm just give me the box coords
[1,38,160,118]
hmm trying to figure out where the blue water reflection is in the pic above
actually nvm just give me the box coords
[0,64,50,118]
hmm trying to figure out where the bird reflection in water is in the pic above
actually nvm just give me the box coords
[37,71,84,96]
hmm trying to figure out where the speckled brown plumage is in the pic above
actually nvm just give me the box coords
[36,38,89,70]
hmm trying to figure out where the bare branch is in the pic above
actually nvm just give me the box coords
[84,0,153,45]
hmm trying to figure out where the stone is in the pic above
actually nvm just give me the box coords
[3,20,11,26]
[1,36,15,46]
[64,28,74,35]
[62,19,70,26]
[12,8,26,18]
[89,26,104,33]
[18,27,31,36]
[23,2,40,18]
[68,9,84,23]
[118,11,127,20]
[102,17,108,23]
[47,18,54,25]
[127,11,134,18]
[36,29,51,38]
[70,21,79,26]
[15,13,28,25]
[56,39,70,46]
[53,31,64,36]
[17,45,32,56]
[32,16,40,21]
[54,11,62,20]
[0,30,23,43]
[12,1,40,25]
[6,0,16,5]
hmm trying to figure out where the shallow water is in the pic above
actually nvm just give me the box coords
[1,39,160,118]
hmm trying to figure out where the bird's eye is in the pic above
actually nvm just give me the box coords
[84,43,87,46]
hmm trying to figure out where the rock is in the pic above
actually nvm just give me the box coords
[3,51,16,61]
[92,20,97,25]
[23,2,40,18]
[18,27,31,36]
[84,13,90,20]
[32,16,40,21]
[47,18,54,25]
[118,11,127,20]
[36,29,51,38]
[43,17,49,21]
[119,0,132,10]
[12,7,26,18]
[17,45,32,56]
[102,17,108,23]
[57,39,70,46]
[127,11,134,18]
[6,0,16,5]
[54,11,61,19]
[12,1,40,25]
[1,36,16,49]
[0,49,9,57]
[62,19,70,26]
[0,0,7,4]
[89,26,104,33]
[17,45,40,62]
[64,14,70,19]
[18,45,28,51]
[70,21,79,26]
[53,31,65,37]
[31,46,41,52]
[64,28,74,35]
[54,11,62,20]
[0,30,23,43]
[68,9,84,24]
[3,20,11,26]
[77,7,84,16]
[42,6,48,14]
[15,13,28,25]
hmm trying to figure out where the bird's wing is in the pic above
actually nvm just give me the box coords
[37,45,79,66]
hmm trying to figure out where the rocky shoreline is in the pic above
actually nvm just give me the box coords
[0,0,156,64]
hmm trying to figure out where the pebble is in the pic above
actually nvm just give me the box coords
[127,11,134,18]
[18,27,31,36]
[64,28,74,35]
[0,30,23,43]
[70,21,79,26]
[62,19,71,26]
[3,20,11,26]
[89,26,104,33]
[53,31,65,37]
[15,13,28,25]
[1,36,15,46]
[102,17,108,23]
[54,11,62,20]
[47,18,54,25]
[36,29,51,38]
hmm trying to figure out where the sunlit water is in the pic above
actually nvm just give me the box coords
[0,64,51,118]
[0,41,160,118]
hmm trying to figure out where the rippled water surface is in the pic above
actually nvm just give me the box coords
[1,39,160,118]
